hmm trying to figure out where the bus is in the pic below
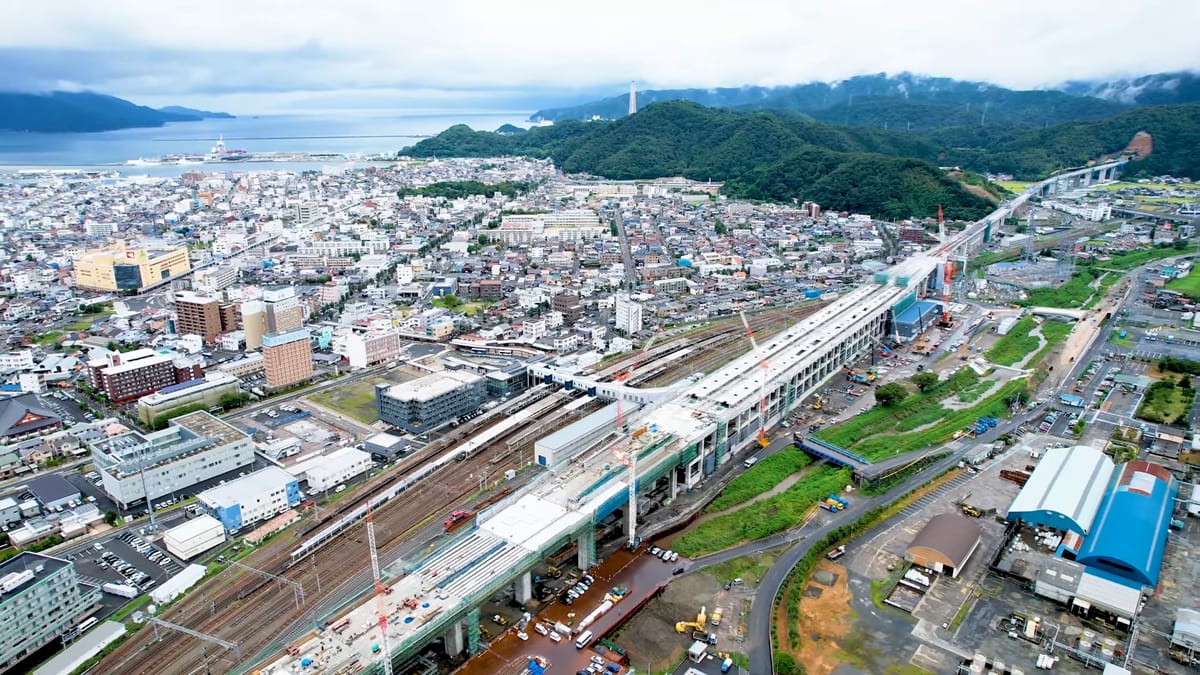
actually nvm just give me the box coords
[330,617,351,633]
[78,617,98,632]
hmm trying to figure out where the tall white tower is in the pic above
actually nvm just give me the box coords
[628,81,637,116]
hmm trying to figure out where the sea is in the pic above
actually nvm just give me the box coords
[0,110,531,176]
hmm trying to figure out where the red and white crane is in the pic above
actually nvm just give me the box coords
[738,307,771,448]
[938,205,956,328]
[366,504,393,675]
[611,332,661,550]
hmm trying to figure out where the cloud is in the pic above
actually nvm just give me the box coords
[2,0,1198,112]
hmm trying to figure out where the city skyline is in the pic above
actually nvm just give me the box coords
[1,0,1198,113]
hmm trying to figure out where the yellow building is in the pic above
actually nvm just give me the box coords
[74,244,191,292]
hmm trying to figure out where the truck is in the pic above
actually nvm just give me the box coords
[820,498,842,512]
[827,494,849,509]
[101,582,139,599]
[721,656,735,673]
[710,607,723,626]
[443,510,472,532]
[826,545,847,561]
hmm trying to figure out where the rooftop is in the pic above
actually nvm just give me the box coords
[1007,445,1114,535]
[381,370,483,403]
[907,513,982,566]
[198,465,296,508]
[0,552,69,593]
[171,411,248,447]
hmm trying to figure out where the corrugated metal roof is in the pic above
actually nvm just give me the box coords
[535,402,624,453]
[1077,461,1177,588]
[1076,571,1141,617]
[1007,446,1114,535]
[1174,608,1200,649]
[907,513,982,567]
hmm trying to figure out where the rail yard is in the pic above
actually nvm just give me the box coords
[94,307,809,674]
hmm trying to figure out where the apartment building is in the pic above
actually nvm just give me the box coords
[0,553,101,674]
[375,370,485,434]
[198,466,301,533]
[90,412,254,509]
[338,330,402,370]
[615,293,644,334]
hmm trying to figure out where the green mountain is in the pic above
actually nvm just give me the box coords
[406,101,994,220]
[532,73,1128,132]
[1063,71,1200,105]
[942,104,1200,179]
[158,105,235,120]
[0,91,231,133]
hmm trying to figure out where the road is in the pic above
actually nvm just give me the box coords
[613,214,639,287]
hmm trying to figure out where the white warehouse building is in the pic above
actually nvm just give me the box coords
[290,447,373,492]
[163,515,226,560]
[198,466,301,533]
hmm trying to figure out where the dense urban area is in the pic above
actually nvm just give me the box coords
[0,146,1198,675]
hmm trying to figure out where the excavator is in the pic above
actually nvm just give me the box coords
[675,605,708,634]
[810,395,824,411]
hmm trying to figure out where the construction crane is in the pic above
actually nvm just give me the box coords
[737,307,771,448]
[937,205,956,328]
[366,503,393,675]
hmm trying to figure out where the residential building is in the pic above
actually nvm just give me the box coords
[136,372,241,425]
[197,465,301,533]
[375,370,485,434]
[290,447,372,492]
[72,244,191,292]
[0,351,34,373]
[0,553,101,674]
[262,329,313,389]
[87,348,202,404]
[192,265,238,293]
[89,412,254,509]
[338,330,402,370]
[216,353,265,378]
[173,291,225,342]
[615,293,643,334]
[551,292,584,323]
[241,300,265,350]
[263,286,304,333]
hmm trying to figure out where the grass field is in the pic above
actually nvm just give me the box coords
[1098,181,1200,191]
[995,180,1035,194]
[430,298,493,316]
[706,451,812,512]
[1022,270,1098,308]
[985,316,1040,365]
[1096,245,1200,272]
[673,466,851,557]
[1135,380,1196,425]
[1167,266,1200,300]
[307,371,415,423]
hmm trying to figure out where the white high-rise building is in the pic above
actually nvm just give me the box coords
[629,81,637,116]
[615,293,643,335]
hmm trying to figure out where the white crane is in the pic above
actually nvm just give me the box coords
[738,307,771,448]
[366,504,393,675]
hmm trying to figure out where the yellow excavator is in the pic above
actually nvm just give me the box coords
[810,395,824,411]
[675,605,708,634]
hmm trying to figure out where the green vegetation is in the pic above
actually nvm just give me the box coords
[30,331,63,345]
[707,452,812,512]
[431,295,492,316]
[308,372,414,424]
[395,180,532,200]
[1166,265,1200,300]
[911,371,940,392]
[985,316,1041,365]
[673,466,850,557]
[1096,244,1200,272]
[956,378,996,403]
[407,102,994,220]
[1136,379,1195,425]
[1159,356,1200,375]
[706,547,786,586]
[819,369,982,448]
[1021,271,1100,308]
[874,382,910,407]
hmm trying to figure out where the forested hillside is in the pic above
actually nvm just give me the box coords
[407,102,993,219]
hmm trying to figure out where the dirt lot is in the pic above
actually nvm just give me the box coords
[616,570,727,672]
[793,561,855,675]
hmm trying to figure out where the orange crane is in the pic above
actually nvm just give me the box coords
[612,331,661,551]
[738,308,771,448]
[366,503,393,675]
[938,205,956,328]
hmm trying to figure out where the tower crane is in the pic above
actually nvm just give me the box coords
[366,504,393,675]
[738,307,771,448]
[937,205,956,328]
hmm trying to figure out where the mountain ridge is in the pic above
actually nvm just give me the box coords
[0,91,234,133]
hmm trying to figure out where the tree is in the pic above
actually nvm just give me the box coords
[441,294,462,308]
[714,220,728,235]
[911,371,940,392]
[104,510,118,526]
[477,233,489,246]
[1180,374,1192,389]
[874,382,909,407]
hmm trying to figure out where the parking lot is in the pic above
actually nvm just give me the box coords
[67,531,183,595]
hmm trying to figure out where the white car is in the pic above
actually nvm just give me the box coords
[548,631,562,642]
[533,623,549,636]
[516,631,528,641]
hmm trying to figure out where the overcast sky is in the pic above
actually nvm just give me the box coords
[3,0,1198,113]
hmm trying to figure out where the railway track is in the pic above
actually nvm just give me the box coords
[99,393,592,675]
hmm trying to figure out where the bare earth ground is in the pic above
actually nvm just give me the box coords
[795,561,855,675]
[615,571,724,672]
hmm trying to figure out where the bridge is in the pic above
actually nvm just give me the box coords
[1029,306,1089,321]
[1111,206,1199,226]
[260,162,1123,673]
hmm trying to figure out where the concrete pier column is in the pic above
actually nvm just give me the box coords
[577,531,594,570]
[466,607,481,655]
[669,468,679,500]
[517,571,533,604]
[445,620,464,656]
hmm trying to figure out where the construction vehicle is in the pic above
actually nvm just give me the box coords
[826,545,847,561]
[691,630,718,645]
[820,497,843,512]
[443,510,472,532]
[961,504,982,518]
[867,367,878,382]
[721,656,735,673]
[828,493,849,509]
[710,607,723,626]
[810,395,824,411]
[491,614,509,626]
[674,605,707,634]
